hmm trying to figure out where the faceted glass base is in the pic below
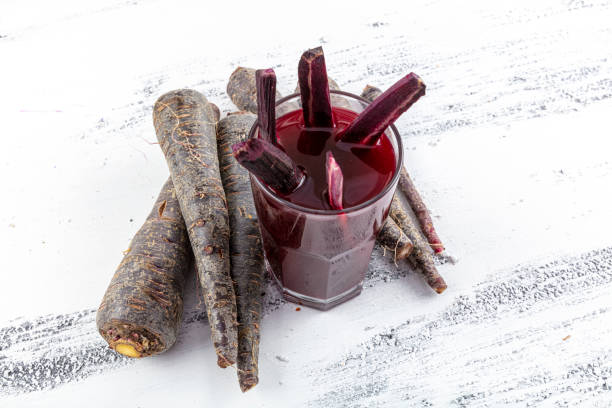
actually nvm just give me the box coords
[265,258,363,310]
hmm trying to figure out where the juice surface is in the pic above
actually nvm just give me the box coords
[268,107,396,210]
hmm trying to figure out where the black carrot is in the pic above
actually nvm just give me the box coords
[377,218,414,261]
[295,76,340,93]
[96,178,190,358]
[153,89,238,368]
[216,112,264,392]
[232,138,304,194]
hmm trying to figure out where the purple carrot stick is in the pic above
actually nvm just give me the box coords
[325,151,344,210]
[232,138,304,194]
[360,84,444,253]
[255,68,277,144]
[340,73,426,145]
[298,46,334,128]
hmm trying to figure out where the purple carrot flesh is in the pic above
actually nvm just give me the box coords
[389,195,446,294]
[216,112,264,392]
[325,151,343,210]
[341,73,426,145]
[361,84,445,253]
[154,89,238,368]
[255,69,277,144]
[298,46,333,128]
[399,167,445,253]
[232,138,304,194]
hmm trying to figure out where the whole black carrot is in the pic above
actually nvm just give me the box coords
[361,85,445,253]
[153,89,238,368]
[96,178,190,358]
[216,112,264,392]
[389,195,447,294]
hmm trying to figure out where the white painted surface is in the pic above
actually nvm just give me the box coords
[1,0,611,406]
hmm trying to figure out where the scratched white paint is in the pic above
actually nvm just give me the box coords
[1,0,612,406]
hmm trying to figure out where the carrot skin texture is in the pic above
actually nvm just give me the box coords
[208,102,221,122]
[361,85,444,253]
[153,89,238,368]
[216,112,264,392]
[298,46,334,128]
[96,178,190,357]
[294,76,340,94]
[341,73,425,145]
[228,67,282,114]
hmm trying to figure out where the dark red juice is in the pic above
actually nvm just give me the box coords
[251,106,399,309]
[271,107,396,210]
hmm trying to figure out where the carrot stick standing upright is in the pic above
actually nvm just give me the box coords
[298,46,334,128]
[153,89,238,368]
[255,69,277,145]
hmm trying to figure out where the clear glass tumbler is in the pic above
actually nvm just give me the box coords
[249,90,403,310]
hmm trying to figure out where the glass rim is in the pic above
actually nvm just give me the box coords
[249,89,404,216]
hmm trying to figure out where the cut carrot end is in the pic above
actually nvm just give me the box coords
[115,342,142,358]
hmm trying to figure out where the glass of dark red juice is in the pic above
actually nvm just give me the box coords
[249,90,403,310]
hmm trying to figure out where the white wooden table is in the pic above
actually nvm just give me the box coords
[1,0,611,406]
